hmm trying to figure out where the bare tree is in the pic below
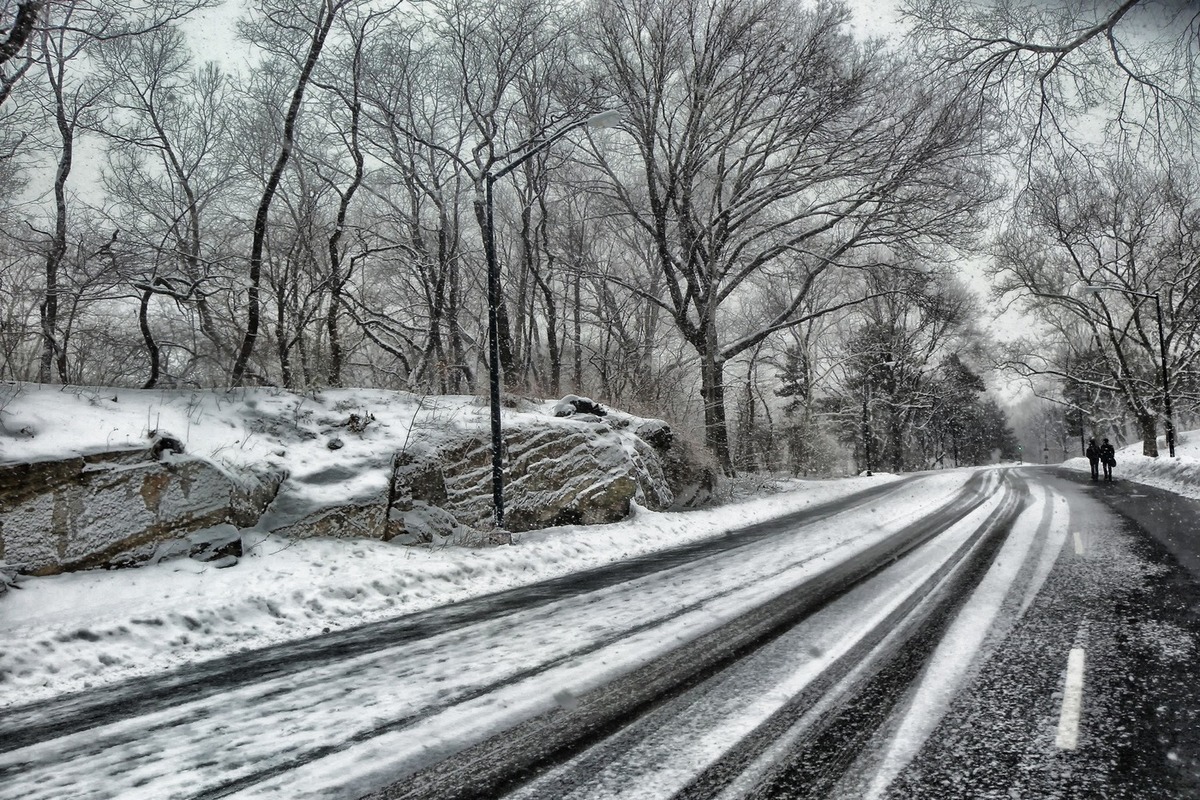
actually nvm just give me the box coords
[992,151,1200,455]
[584,0,991,471]
[836,263,979,472]
[903,0,1200,159]
[91,25,239,386]
[358,13,476,393]
[230,0,359,386]
[9,0,214,383]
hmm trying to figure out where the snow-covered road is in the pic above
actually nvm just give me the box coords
[0,468,1047,800]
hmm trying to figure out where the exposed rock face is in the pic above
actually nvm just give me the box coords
[384,417,674,542]
[0,449,281,576]
[0,400,708,571]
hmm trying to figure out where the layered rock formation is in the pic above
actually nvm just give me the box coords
[0,444,282,576]
[0,395,712,574]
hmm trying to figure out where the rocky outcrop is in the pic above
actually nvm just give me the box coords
[0,397,710,571]
[0,447,282,576]
[385,417,674,543]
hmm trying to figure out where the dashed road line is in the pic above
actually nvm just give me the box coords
[1072,530,1085,556]
[1055,647,1087,750]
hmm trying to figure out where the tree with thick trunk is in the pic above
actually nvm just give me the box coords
[585,0,990,471]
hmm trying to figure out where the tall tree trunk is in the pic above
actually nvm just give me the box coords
[447,230,468,393]
[139,286,159,389]
[39,38,72,384]
[276,281,292,388]
[698,340,733,475]
[325,25,365,389]
[513,191,535,386]
[572,272,583,392]
[534,195,561,395]
[1137,412,1159,457]
[231,2,337,386]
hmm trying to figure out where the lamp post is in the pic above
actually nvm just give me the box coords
[1081,284,1175,457]
[481,109,621,528]
[862,380,872,476]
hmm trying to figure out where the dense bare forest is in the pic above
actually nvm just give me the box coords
[3,0,1197,474]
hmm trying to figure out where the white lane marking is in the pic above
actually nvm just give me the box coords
[1056,647,1087,750]
[1073,530,1085,555]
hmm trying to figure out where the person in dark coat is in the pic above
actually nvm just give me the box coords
[1099,438,1116,481]
[1085,438,1100,481]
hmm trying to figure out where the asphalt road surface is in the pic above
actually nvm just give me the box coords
[1,466,1197,799]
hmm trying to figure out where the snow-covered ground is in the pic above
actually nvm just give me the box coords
[0,473,902,710]
[0,382,912,709]
[1059,429,1200,500]
[2,380,1196,720]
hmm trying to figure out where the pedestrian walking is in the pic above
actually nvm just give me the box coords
[1099,438,1116,482]
[1085,438,1100,481]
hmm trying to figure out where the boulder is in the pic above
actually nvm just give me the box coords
[0,448,274,576]
[390,417,674,535]
[267,497,387,541]
[148,522,243,565]
[503,423,671,531]
[230,468,287,528]
[385,501,464,545]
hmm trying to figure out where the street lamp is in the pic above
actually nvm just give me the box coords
[480,109,621,528]
[1081,284,1175,457]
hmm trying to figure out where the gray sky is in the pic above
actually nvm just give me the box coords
[843,0,907,38]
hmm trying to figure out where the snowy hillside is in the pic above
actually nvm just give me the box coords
[0,384,696,565]
[1,383,547,510]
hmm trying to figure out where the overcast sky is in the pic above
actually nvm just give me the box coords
[843,0,907,38]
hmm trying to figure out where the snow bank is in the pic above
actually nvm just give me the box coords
[0,472,901,708]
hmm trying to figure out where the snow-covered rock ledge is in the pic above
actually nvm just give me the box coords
[0,384,713,576]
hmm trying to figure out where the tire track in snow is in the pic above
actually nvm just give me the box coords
[0,476,924,754]
[856,481,1056,799]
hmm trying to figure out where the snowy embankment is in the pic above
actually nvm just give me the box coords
[0,382,904,707]
[0,473,898,709]
[0,383,671,540]
[1059,429,1200,500]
